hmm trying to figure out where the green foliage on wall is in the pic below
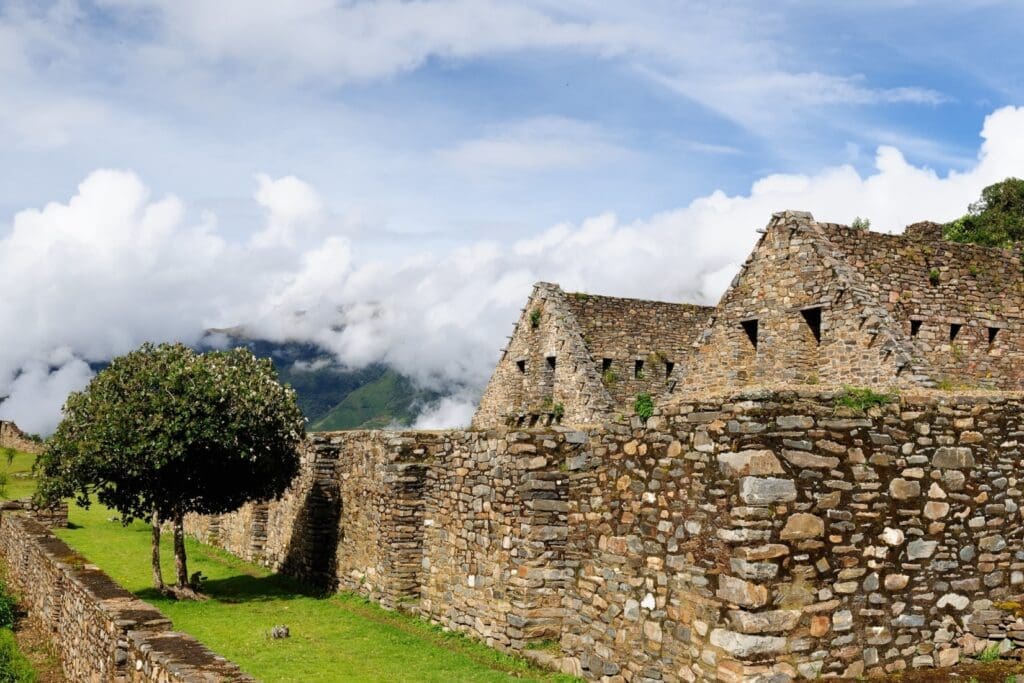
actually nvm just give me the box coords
[633,393,654,420]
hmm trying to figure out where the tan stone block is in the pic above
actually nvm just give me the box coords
[780,513,825,540]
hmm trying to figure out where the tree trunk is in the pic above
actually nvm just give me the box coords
[173,514,189,589]
[151,510,164,591]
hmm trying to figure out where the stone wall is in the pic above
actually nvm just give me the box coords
[474,283,615,429]
[0,421,41,454]
[687,212,927,393]
[561,292,712,408]
[189,388,1024,681]
[0,512,253,682]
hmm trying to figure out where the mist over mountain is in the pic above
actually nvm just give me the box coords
[198,329,444,430]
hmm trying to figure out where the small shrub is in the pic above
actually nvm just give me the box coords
[602,369,618,387]
[551,403,565,421]
[836,386,895,411]
[634,393,654,421]
[529,308,541,329]
[571,292,589,301]
[851,216,870,231]
[968,263,981,277]
[929,268,940,285]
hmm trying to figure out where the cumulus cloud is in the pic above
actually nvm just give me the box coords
[2,106,1024,433]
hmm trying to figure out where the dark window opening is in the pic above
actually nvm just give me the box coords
[546,356,556,370]
[634,359,644,378]
[801,307,822,344]
[665,360,675,378]
[950,323,962,341]
[910,320,922,337]
[602,358,613,371]
[516,360,526,373]
[989,327,1000,345]
[741,319,759,349]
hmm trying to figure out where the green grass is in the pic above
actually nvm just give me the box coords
[0,451,37,502]
[0,451,571,683]
[0,629,36,682]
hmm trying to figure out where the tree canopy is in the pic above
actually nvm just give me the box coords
[35,342,305,593]
[943,177,1024,248]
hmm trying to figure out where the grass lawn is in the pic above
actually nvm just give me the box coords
[3,452,575,683]
[0,449,39,501]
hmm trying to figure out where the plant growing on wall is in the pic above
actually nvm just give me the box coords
[836,386,896,411]
[928,268,940,286]
[34,343,305,598]
[634,393,654,421]
[529,308,542,329]
[602,369,618,387]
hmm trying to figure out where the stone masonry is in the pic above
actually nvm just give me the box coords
[180,211,1024,681]
[0,420,42,454]
[0,511,253,682]
[189,387,1024,681]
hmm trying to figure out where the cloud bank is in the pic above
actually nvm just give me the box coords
[3,106,1024,434]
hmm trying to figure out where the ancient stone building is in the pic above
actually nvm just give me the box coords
[168,210,1024,681]
[476,211,1024,429]
[473,283,713,428]
[687,210,1024,393]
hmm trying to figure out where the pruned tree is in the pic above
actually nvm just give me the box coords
[35,342,304,596]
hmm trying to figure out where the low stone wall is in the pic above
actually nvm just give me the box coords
[0,498,68,528]
[0,512,253,682]
[188,389,1024,681]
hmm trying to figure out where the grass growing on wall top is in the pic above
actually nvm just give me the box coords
[835,386,896,412]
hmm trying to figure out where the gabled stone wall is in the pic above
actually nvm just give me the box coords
[687,212,928,394]
[474,283,614,429]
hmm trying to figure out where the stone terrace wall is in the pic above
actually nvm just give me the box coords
[189,388,1024,681]
[0,512,253,682]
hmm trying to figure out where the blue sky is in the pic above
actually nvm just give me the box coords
[2,1,1024,431]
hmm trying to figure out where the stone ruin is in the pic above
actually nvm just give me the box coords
[148,212,1024,680]
[0,420,42,455]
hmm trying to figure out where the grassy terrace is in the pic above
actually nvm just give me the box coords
[1,451,575,683]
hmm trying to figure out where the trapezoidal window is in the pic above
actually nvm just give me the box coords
[989,327,1000,345]
[546,355,556,370]
[665,360,675,378]
[801,307,822,344]
[950,323,962,341]
[741,319,759,349]
[516,360,526,374]
[634,359,645,378]
[602,358,613,371]
[910,320,922,337]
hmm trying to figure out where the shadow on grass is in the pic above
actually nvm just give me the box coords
[136,571,326,605]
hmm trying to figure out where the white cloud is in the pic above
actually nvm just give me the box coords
[2,106,1023,433]
[251,173,325,248]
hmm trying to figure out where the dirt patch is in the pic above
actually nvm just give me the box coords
[884,659,1024,682]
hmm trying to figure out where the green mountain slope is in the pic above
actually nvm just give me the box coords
[311,369,440,431]
[202,331,436,430]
